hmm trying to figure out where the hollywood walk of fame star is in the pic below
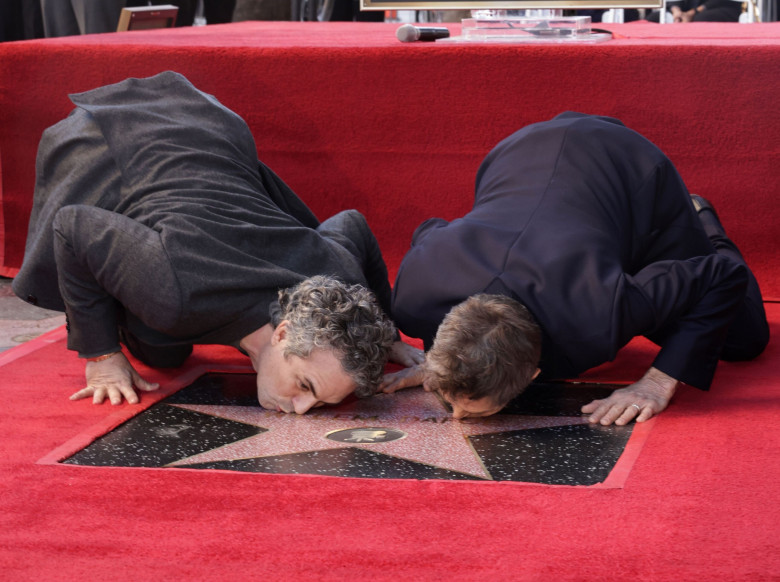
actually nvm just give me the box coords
[168,388,588,480]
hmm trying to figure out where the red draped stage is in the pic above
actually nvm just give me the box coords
[1,22,779,296]
[0,21,778,581]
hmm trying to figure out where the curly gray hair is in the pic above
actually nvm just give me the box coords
[273,275,396,397]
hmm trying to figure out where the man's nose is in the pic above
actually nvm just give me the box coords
[292,393,318,414]
[451,405,469,420]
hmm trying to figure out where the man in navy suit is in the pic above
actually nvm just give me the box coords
[385,112,769,425]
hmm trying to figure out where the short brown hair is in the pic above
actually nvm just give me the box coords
[424,294,541,408]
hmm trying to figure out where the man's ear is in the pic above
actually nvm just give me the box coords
[271,320,289,346]
[532,368,541,381]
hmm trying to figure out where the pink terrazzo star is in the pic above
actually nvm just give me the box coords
[169,389,586,479]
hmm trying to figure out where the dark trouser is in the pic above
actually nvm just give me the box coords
[40,0,126,36]
[119,328,192,368]
[165,0,236,26]
[697,205,770,360]
[647,0,742,21]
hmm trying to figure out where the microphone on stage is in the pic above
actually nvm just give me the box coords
[396,24,450,43]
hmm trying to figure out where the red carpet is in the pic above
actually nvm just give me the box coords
[0,21,778,580]
[0,304,777,581]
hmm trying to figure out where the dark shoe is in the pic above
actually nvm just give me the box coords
[690,194,718,218]
[690,194,736,253]
[690,194,726,232]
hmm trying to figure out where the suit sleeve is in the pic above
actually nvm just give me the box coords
[52,205,182,358]
[620,253,749,389]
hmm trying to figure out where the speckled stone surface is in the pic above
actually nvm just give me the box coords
[61,373,634,484]
[62,404,266,468]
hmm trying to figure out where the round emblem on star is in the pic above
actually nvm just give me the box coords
[325,427,407,444]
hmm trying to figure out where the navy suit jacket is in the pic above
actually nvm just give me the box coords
[391,113,749,389]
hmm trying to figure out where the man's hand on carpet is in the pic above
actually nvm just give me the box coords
[388,340,425,368]
[71,352,160,405]
[380,364,425,394]
[581,367,679,426]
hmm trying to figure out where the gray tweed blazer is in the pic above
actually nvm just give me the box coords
[13,71,391,358]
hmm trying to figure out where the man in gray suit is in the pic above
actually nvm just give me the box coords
[14,72,422,410]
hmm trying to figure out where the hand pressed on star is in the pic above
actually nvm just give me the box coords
[71,351,160,405]
[387,340,425,368]
[581,366,679,426]
[380,363,426,395]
